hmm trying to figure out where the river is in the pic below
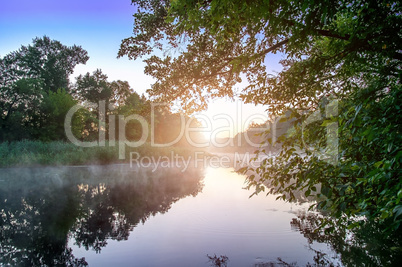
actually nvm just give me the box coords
[0,163,383,266]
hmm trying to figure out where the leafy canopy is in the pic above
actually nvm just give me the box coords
[0,36,89,141]
[120,0,402,233]
[119,0,401,113]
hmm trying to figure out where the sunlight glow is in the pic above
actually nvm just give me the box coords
[196,99,269,139]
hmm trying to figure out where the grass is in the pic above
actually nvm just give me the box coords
[0,140,201,167]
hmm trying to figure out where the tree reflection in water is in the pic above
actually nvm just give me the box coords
[207,254,229,267]
[2,165,401,266]
[290,211,402,266]
[0,165,204,266]
[205,213,401,267]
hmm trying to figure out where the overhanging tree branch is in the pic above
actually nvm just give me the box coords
[315,29,350,41]
[258,39,289,57]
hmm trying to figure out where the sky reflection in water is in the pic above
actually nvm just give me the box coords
[0,165,337,266]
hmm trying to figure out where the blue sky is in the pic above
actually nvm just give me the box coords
[0,0,154,94]
[0,0,284,136]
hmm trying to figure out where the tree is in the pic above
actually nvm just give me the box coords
[74,69,141,140]
[40,89,79,141]
[0,77,43,140]
[74,69,135,107]
[119,0,402,232]
[0,36,89,141]
[119,0,401,112]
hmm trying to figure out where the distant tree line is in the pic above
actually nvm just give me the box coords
[0,36,203,146]
[209,117,294,153]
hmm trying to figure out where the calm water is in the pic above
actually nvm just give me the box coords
[1,164,340,266]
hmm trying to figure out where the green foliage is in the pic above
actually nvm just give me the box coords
[241,86,401,231]
[0,36,89,141]
[40,89,78,141]
[73,69,152,141]
[0,140,116,166]
[120,0,402,234]
[120,0,401,113]
[74,69,132,106]
[0,35,207,150]
[334,85,402,227]
[0,140,200,167]
[291,212,402,266]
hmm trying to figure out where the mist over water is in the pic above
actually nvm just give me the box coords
[0,164,344,266]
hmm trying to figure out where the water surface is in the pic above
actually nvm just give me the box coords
[0,164,338,266]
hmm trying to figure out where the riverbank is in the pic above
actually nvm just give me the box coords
[0,140,201,168]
